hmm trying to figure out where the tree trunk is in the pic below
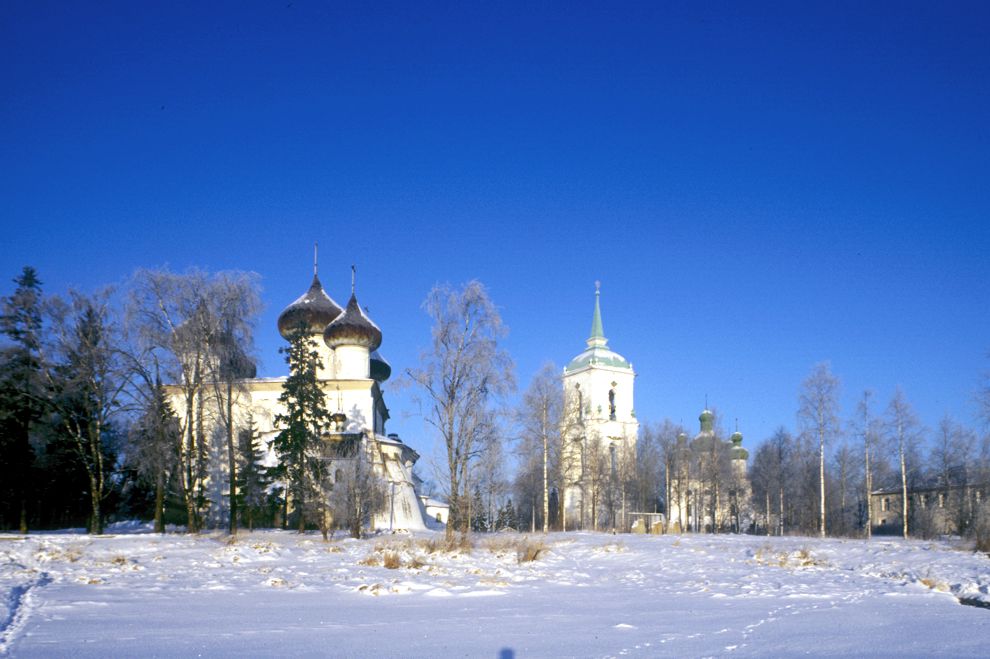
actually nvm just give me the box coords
[765,491,771,536]
[155,468,165,534]
[542,422,549,534]
[183,388,198,533]
[297,465,307,533]
[899,428,909,539]
[226,379,237,536]
[819,420,826,538]
[89,474,103,534]
[779,487,785,536]
[865,446,872,539]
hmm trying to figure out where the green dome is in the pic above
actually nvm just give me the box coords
[699,409,714,432]
[730,430,747,460]
[565,282,633,374]
[564,346,633,373]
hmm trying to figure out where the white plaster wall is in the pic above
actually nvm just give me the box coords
[334,345,370,379]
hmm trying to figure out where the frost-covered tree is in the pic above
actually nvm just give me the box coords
[885,387,923,538]
[127,377,180,533]
[207,275,260,535]
[328,440,386,539]
[517,363,562,533]
[406,281,514,538]
[128,268,261,532]
[798,362,841,537]
[852,391,882,538]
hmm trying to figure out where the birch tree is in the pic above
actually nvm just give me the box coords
[885,387,923,538]
[518,363,562,533]
[798,362,841,537]
[406,281,514,539]
[852,391,882,538]
[206,274,260,535]
[128,268,259,532]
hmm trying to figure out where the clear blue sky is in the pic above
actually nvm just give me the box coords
[3,1,989,459]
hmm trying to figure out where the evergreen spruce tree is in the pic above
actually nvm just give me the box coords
[271,328,331,533]
[504,498,518,531]
[471,484,488,532]
[0,267,44,532]
[237,416,270,531]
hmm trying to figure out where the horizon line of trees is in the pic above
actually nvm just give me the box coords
[4,266,990,548]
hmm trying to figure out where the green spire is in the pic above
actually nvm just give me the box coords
[587,281,607,348]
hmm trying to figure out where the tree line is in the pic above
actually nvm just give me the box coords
[4,267,989,545]
[0,265,384,537]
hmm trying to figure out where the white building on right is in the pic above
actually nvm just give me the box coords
[561,282,639,530]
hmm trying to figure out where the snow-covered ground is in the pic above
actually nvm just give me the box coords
[2,527,989,657]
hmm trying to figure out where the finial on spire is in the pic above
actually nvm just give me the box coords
[705,393,708,409]
[351,265,356,295]
[735,417,739,432]
[595,280,601,293]
[314,242,319,276]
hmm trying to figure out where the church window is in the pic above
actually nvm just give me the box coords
[938,493,945,508]
[881,497,889,512]
[608,388,616,420]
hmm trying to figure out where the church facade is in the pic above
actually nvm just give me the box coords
[561,284,639,529]
[166,263,427,532]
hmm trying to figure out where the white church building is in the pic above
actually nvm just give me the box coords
[561,283,639,529]
[167,262,427,532]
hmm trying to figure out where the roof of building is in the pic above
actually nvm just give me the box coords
[564,283,633,374]
[277,274,343,339]
[370,349,392,382]
[323,292,383,350]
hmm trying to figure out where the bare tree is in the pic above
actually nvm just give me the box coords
[930,415,977,534]
[128,268,259,532]
[798,362,841,537]
[518,363,562,533]
[473,430,508,531]
[406,281,514,539]
[127,376,180,533]
[852,391,882,538]
[205,273,260,535]
[885,387,923,538]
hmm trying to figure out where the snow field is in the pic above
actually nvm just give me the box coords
[2,528,989,657]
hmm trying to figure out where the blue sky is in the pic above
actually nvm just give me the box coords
[3,1,989,458]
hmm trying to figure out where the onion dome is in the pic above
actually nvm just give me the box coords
[691,408,717,451]
[730,430,749,461]
[277,274,343,340]
[323,293,382,351]
[370,349,392,382]
[699,409,714,433]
